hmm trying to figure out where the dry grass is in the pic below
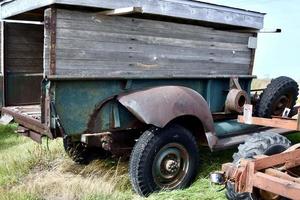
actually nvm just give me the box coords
[0,129,134,200]
[0,126,227,200]
[11,158,131,200]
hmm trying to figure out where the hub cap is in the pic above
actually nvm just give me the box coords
[152,143,189,189]
[272,94,292,116]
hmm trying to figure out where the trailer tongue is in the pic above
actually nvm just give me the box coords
[211,110,300,200]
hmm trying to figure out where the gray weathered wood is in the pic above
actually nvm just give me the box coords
[1,0,265,30]
[4,22,43,105]
[43,9,253,78]
[43,8,256,79]
[0,22,3,74]
[5,23,43,73]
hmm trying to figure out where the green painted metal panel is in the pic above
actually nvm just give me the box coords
[53,78,253,135]
[214,119,256,137]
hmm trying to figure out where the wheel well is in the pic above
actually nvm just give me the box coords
[167,115,208,146]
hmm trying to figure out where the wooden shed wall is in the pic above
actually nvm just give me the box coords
[6,23,44,73]
[0,22,2,74]
[44,9,255,79]
[5,23,43,105]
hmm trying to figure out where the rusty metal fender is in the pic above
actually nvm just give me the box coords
[118,86,218,147]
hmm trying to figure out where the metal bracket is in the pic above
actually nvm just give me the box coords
[0,19,44,25]
[229,77,242,90]
[97,7,143,16]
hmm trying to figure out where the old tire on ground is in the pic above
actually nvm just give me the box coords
[63,136,109,164]
[256,76,299,118]
[226,132,291,200]
[129,125,200,197]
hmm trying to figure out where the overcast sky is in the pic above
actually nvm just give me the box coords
[200,0,300,81]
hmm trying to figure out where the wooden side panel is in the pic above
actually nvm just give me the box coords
[0,22,2,75]
[6,23,44,73]
[45,9,255,78]
[5,23,43,106]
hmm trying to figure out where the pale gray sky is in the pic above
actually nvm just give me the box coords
[201,0,300,81]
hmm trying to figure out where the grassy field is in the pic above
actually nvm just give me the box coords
[1,79,299,200]
[0,125,231,200]
[1,125,300,200]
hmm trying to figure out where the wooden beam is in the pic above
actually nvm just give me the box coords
[98,7,143,16]
[238,115,299,131]
[254,172,300,200]
[254,148,300,170]
[0,0,265,29]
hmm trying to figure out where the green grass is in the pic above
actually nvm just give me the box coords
[0,125,233,200]
[0,125,299,200]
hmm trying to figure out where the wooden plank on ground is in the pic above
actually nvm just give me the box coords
[238,115,298,131]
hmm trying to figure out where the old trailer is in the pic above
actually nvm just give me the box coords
[0,0,298,196]
[211,110,300,200]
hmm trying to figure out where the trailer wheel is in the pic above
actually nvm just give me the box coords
[256,76,299,118]
[129,125,199,197]
[226,132,291,200]
[63,136,109,164]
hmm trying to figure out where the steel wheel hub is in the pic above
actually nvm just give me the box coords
[272,95,291,116]
[152,143,189,189]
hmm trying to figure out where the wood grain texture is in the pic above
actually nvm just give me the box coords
[44,9,256,78]
[1,0,264,29]
[5,23,43,73]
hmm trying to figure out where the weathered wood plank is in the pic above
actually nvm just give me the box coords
[45,8,255,78]
[0,22,2,74]
[54,59,249,75]
[1,0,265,29]
[55,38,250,52]
[56,27,250,46]
[51,49,251,65]
[56,10,253,38]
[5,23,43,74]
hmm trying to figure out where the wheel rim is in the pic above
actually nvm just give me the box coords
[152,143,189,189]
[271,94,292,116]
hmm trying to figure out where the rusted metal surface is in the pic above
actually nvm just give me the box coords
[118,86,215,131]
[86,96,116,133]
[225,89,250,113]
[118,86,218,147]
[81,130,141,157]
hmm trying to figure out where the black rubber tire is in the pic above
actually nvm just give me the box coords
[129,125,200,197]
[226,132,291,200]
[256,76,299,118]
[63,136,109,164]
[226,181,257,200]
